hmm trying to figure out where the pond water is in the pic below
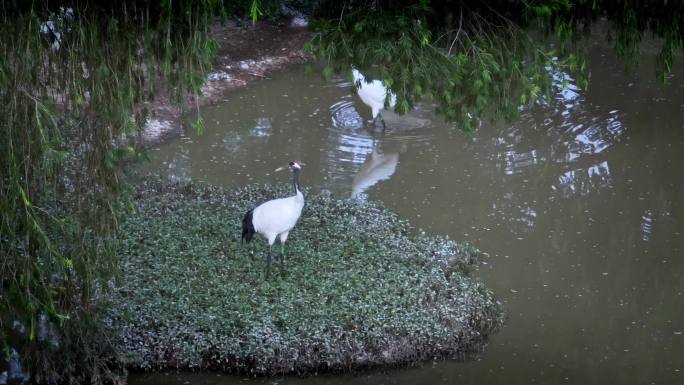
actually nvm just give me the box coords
[132,38,684,385]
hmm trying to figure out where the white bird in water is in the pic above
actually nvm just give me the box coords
[241,160,305,278]
[352,68,397,131]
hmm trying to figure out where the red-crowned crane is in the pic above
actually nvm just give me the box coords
[352,68,397,131]
[241,161,305,278]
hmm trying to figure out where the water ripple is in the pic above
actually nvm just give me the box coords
[641,210,655,242]
[330,99,364,131]
[552,160,612,197]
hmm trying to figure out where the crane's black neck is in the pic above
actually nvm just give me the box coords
[292,168,301,195]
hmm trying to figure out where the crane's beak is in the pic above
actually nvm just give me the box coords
[274,162,305,172]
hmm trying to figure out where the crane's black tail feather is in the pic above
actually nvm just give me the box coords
[241,209,255,244]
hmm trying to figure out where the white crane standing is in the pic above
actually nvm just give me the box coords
[241,161,305,278]
[352,68,397,131]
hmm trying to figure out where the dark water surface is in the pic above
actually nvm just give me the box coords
[132,40,684,385]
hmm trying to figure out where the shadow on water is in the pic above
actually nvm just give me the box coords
[137,37,684,385]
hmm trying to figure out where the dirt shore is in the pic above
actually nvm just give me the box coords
[139,18,312,147]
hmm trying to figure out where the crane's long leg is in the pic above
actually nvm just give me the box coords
[379,113,387,132]
[280,243,285,275]
[266,245,272,279]
[277,232,290,276]
[370,113,387,132]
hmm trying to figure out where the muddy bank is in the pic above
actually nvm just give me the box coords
[139,19,311,147]
[109,182,503,375]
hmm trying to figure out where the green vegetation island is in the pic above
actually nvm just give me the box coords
[110,182,502,374]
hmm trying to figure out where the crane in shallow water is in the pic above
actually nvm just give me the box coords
[241,161,305,278]
[352,68,397,131]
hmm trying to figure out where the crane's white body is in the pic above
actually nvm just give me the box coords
[352,69,397,120]
[252,190,304,246]
[242,161,305,278]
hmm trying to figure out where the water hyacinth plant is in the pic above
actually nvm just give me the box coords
[110,182,504,374]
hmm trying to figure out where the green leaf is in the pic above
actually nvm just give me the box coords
[192,116,205,136]
[322,65,333,81]
[421,33,429,46]
[482,69,492,83]
[530,85,541,99]
[18,185,31,207]
[249,0,263,25]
